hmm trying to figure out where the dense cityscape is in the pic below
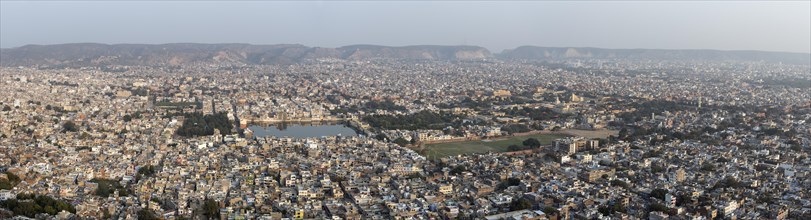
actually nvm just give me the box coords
[0,54,809,220]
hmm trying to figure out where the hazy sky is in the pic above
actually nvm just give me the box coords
[1,1,809,53]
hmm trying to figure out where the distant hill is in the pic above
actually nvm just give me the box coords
[338,45,491,60]
[0,43,492,67]
[2,43,808,67]
[499,46,811,65]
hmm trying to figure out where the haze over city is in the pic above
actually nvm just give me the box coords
[1,1,810,53]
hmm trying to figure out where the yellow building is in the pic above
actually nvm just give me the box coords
[493,89,511,97]
[675,168,686,182]
[115,90,132,98]
[439,184,453,195]
[571,93,584,102]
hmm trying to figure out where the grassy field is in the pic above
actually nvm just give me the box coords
[422,133,569,159]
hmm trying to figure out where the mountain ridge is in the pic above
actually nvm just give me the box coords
[0,43,492,67]
[1,43,808,67]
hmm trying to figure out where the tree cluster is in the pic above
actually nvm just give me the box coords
[649,203,672,214]
[136,165,159,181]
[129,88,149,96]
[137,209,159,220]
[393,137,410,147]
[123,111,143,122]
[0,193,76,218]
[0,172,21,190]
[496,177,522,191]
[507,138,542,151]
[138,165,157,177]
[649,188,668,201]
[200,199,220,219]
[598,202,626,216]
[509,198,534,211]
[449,165,466,175]
[700,163,716,172]
[610,179,630,188]
[711,176,742,189]
[363,110,463,130]
[501,124,531,134]
[90,178,130,197]
[176,112,233,137]
[62,121,78,132]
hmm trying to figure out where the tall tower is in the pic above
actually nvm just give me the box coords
[698,97,702,108]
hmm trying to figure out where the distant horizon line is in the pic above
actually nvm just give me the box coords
[2,42,810,55]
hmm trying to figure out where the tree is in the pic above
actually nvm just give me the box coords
[612,202,626,213]
[649,203,670,213]
[43,206,57,215]
[542,206,559,215]
[375,133,388,141]
[700,163,716,172]
[79,132,90,140]
[676,193,693,206]
[497,177,522,190]
[510,198,533,211]
[137,165,158,181]
[62,121,78,132]
[651,164,665,173]
[0,172,21,189]
[610,179,629,188]
[202,199,220,218]
[137,209,159,220]
[650,188,668,201]
[712,176,741,189]
[0,181,11,190]
[522,138,541,148]
[450,165,466,175]
[393,137,409,147]
[790,145,802,152]
[506,177,521,186]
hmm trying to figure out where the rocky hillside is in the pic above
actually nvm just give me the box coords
[0,43,492,67]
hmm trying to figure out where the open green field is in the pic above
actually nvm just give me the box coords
[422,133,569,158]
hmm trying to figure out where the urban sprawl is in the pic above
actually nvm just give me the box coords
[1,58,810,220]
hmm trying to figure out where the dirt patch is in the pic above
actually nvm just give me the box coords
[559,129,618,139]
